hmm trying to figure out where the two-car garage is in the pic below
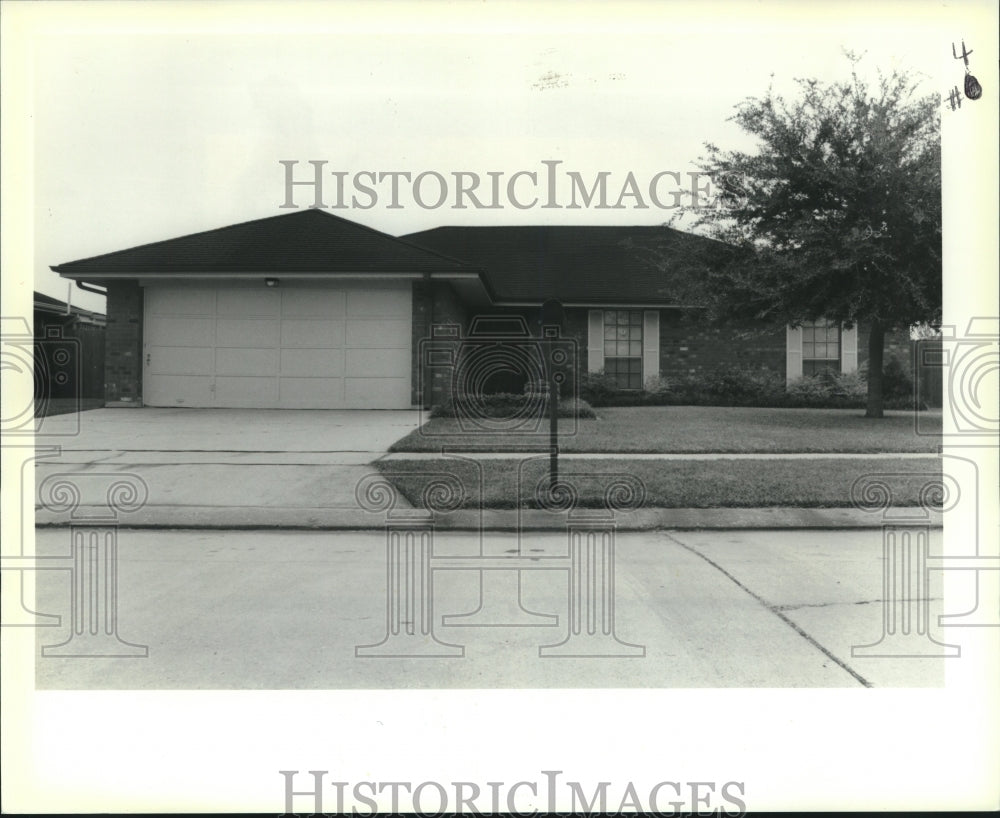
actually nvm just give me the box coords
[50,209,485,410]
[142,281,412,409]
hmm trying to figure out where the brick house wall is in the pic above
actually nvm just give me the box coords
[103,281,143,404]
[411,279,468,406]
[658,312,786,379]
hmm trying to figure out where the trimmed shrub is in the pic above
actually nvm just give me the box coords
[582,365,925,410]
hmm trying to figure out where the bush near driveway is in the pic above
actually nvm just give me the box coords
[375,456,943,510]
[390,405,941,454]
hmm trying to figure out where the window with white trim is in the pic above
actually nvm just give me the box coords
[801,319,841,375]
[603,310,643,389]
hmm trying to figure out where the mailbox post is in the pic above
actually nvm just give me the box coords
[540,298,565,492]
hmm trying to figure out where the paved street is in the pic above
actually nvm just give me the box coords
[30,527,952,689]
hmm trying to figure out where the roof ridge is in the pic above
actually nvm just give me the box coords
[310,210,481,271]
[51,209,482,273]
[50,210,323,272]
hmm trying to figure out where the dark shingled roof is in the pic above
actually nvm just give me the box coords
[51,210,480,276]
[402,224,724,304]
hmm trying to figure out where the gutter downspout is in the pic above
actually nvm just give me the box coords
[76,280,107,297]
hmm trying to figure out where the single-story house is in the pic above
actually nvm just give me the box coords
[51,209,912,410]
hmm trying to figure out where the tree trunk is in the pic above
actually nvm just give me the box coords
[865,319,885,418]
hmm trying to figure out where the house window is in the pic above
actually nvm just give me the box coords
[603,310,643,389]
[802,319,841,376]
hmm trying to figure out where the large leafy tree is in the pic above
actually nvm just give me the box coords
[671,56,941,417]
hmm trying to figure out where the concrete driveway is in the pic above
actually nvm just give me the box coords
[33,408,422,525]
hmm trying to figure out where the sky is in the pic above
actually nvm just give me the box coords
[21,0,964,313]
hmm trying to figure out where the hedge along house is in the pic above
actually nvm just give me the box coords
[52,209,911,410]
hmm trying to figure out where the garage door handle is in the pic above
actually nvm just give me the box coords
[145,354,151,366]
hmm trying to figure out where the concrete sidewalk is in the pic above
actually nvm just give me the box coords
[32,504,944,529]
[30,527,949,689]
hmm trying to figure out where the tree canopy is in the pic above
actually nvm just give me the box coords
[668,56,942,416]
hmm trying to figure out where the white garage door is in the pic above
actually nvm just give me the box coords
[142,283,412,408]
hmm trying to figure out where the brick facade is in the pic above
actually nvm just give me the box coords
[100,275,919,410]
[103,281,143,404]
[411,280,468,406]
[658,312,786,378]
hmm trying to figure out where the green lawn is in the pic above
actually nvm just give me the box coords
[391,406,941,454]
[375,456,942,509]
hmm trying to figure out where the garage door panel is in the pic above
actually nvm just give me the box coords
[347,287,410,317]
[279,348,343,377]
[148,288,215,315]
[147,346,214,376]
[346,348,410,378]
[217,289,280,317]
[145,316,215,347]
[216,319,279,347]
[145,375,214,406]
[214,376,278,406]
[279,377,345,408]
[281,319,345,348]
[345,377,410,409]
[282,289,345,317]
[346,319,409,348]
[144,284,410,409]
[216,347,278,376]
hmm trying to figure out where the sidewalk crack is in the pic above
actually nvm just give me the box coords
[663,532,873,688]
